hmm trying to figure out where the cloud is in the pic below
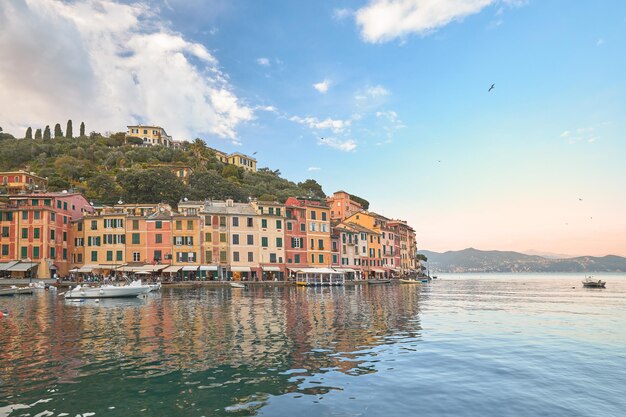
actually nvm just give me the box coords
[313,79,331,93]
[0,0,253,142]
[560,130,570,138]
[318,137,357,152]
[257,57,270,66]
[289,116,351,134]
[333,8,353,20]
[562,127,598,144]
[355,0,513,43]
[257,105,278,113]
[307,166,321,171]
[356,84,390,102]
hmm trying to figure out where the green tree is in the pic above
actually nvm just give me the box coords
[349,194,370,210]
[34,128,42,140]
[66,120,73,138]
[87,173,120,204]
[297,179,326,199]
[117,168,187,207]
[54,155,88,181]
[80,121,85,137]
[222,164,242,180]
[25,127,33,140]
[188,171,246,202]
[43,125,51,140]
[54,123,63,138]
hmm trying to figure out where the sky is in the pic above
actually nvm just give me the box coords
[1,0,625,257]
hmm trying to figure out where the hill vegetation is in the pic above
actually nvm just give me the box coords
[0,122,346,207]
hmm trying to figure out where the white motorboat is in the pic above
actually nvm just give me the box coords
[148,282,162,292]
[230,282,246,288]
[582,276,606,288]
[65,281,151,299]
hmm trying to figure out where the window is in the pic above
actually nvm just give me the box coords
[34,211,40,220]
[205,232,212,242]
[318,239,324,250]
[44,199,51,206]
[311,211,316,220]
[1,227,7,238]
[248,252,253,262]
[276,220,282,229]
[220,251,227,262]
[57,201,61,209]
[269,207,274,215]
[91,251,98,262]
[154,250,162,261]
[319,254,324,263]
[156,221,162,229]
[50,248,56,261]
[156,234,162,244]
[205,251,212,262]
[63,202,67,210]
[76,221,81,231]
[34,228,42,239]
[31,199,38,206]
[232,234,239,245]
[21,228,28,239]
[132,233,140,244]
[220,233,226,243]
[107,251,113,262]
[247,235,254,245]
[287,222,292,231]
[291,238,302,248]
[63,216,67,225]
[322,212,327,221]
[219,216,226,227]
[33,246,40,259]
[311,254,315,263]
[261,219,267,228]
[78,254,82,263]
[247,217,253,227]
[176,220,182,230]
[261,237,268,247]
[187,220,193,230]
[310,239,314,249]
[233,252,240,262]
[333,254,338,264]
[91,220,98,230]
[51,212,56,222]
[116,250,123,261]
[21,247,28,259]
[286,209,292,219]
[232,217,239,227]
[276,208,281,216]
[300,224,306,232]
[63,232,67,242]
[133,252,140,262]
[294,254,300,264]
[270,253,277,263]
[22,211,28,220]
[276,237,283,248]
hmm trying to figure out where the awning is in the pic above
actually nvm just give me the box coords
[69,268,80,273]
[290,267,341,274]
[372,269,386,273]
[262,266,281,272]
[6,262,39,272]
[230,266,251,272]
[135,271,152,275]
[162,266,182,273]
[0,261,20,271]
[139,264,168,272]
[333,268,356,273]
[119,265,144,272]
[182,266,199,272]
[199,265,218,271]
[77,264,98,273]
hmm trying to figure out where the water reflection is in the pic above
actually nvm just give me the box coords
[0,284,423,416]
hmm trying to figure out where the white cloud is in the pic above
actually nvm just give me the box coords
[563,127,598,144]
[355,0,505,43]
[0,0,253,142]
[318,137,357,152]
[289,116,351,134]
[307,166,321,171]
[560,131,570,138]
[257,105,278,113]
[257,57,270,66]
[313,79,331,93]
[356,84,390,101]
[333,8,353,20]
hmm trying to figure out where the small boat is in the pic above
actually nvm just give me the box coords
[65,281,151,299]
[147,282,161,292]
[230,282,246,288]
[0,288,17,296]
[432,276,438,280]
[367,279,391,285]
[582,276,606,288]
[399,279,421,284]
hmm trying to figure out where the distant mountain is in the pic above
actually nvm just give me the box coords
[521,249,576,259]
[420,248,626,273]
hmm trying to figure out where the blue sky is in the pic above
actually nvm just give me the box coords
[1,0,625,255]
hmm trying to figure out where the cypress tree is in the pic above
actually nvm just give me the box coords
[25,127,33,139]
[35,128,42,140]
[54,123,63,138]
[66,120,73,138]
[80,121,85,137]
[43,125,51,140]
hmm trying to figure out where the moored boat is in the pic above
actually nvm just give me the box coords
[148,282,162,292]
[230,282,246,288]
[399,279,421,284]
[0,288,17,296]
[367,279,391,285]
[582,276,606,288]
[65,281,151,299]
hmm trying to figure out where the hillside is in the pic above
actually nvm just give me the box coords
[0,131,343,207]
[420,248,626,273]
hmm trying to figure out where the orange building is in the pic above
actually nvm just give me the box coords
[326,190,363,222]
[285,197,331,267]
[0,170,47,194]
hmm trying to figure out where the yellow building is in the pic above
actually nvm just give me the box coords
[227,152,257,172]
[0,170,47,194]
[251,200,286,280]
[127,125,173,147]
[305,200,331,267]
[344,211,387,277]
[171,214,202,279]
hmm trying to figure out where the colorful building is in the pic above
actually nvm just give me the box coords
[227,152,257,172]
[326,190,363,222]
[127,125,173,147]
[0,170,47,194]
[284,198,308,271]
[252,200,286,280]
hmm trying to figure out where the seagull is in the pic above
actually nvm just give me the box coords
[488,84,495,92]
[578,198,583,201]
[252,151,257,155]
[437,160,441,163]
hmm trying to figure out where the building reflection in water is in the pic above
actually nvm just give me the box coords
[0,284,423,414]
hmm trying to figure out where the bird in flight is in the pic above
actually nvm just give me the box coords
[252,151,257,155]
[437,160,441,163]
[488,84,495,92]
[579,198,583,201]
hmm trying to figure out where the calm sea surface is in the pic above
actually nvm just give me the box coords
[1,274,625,416]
